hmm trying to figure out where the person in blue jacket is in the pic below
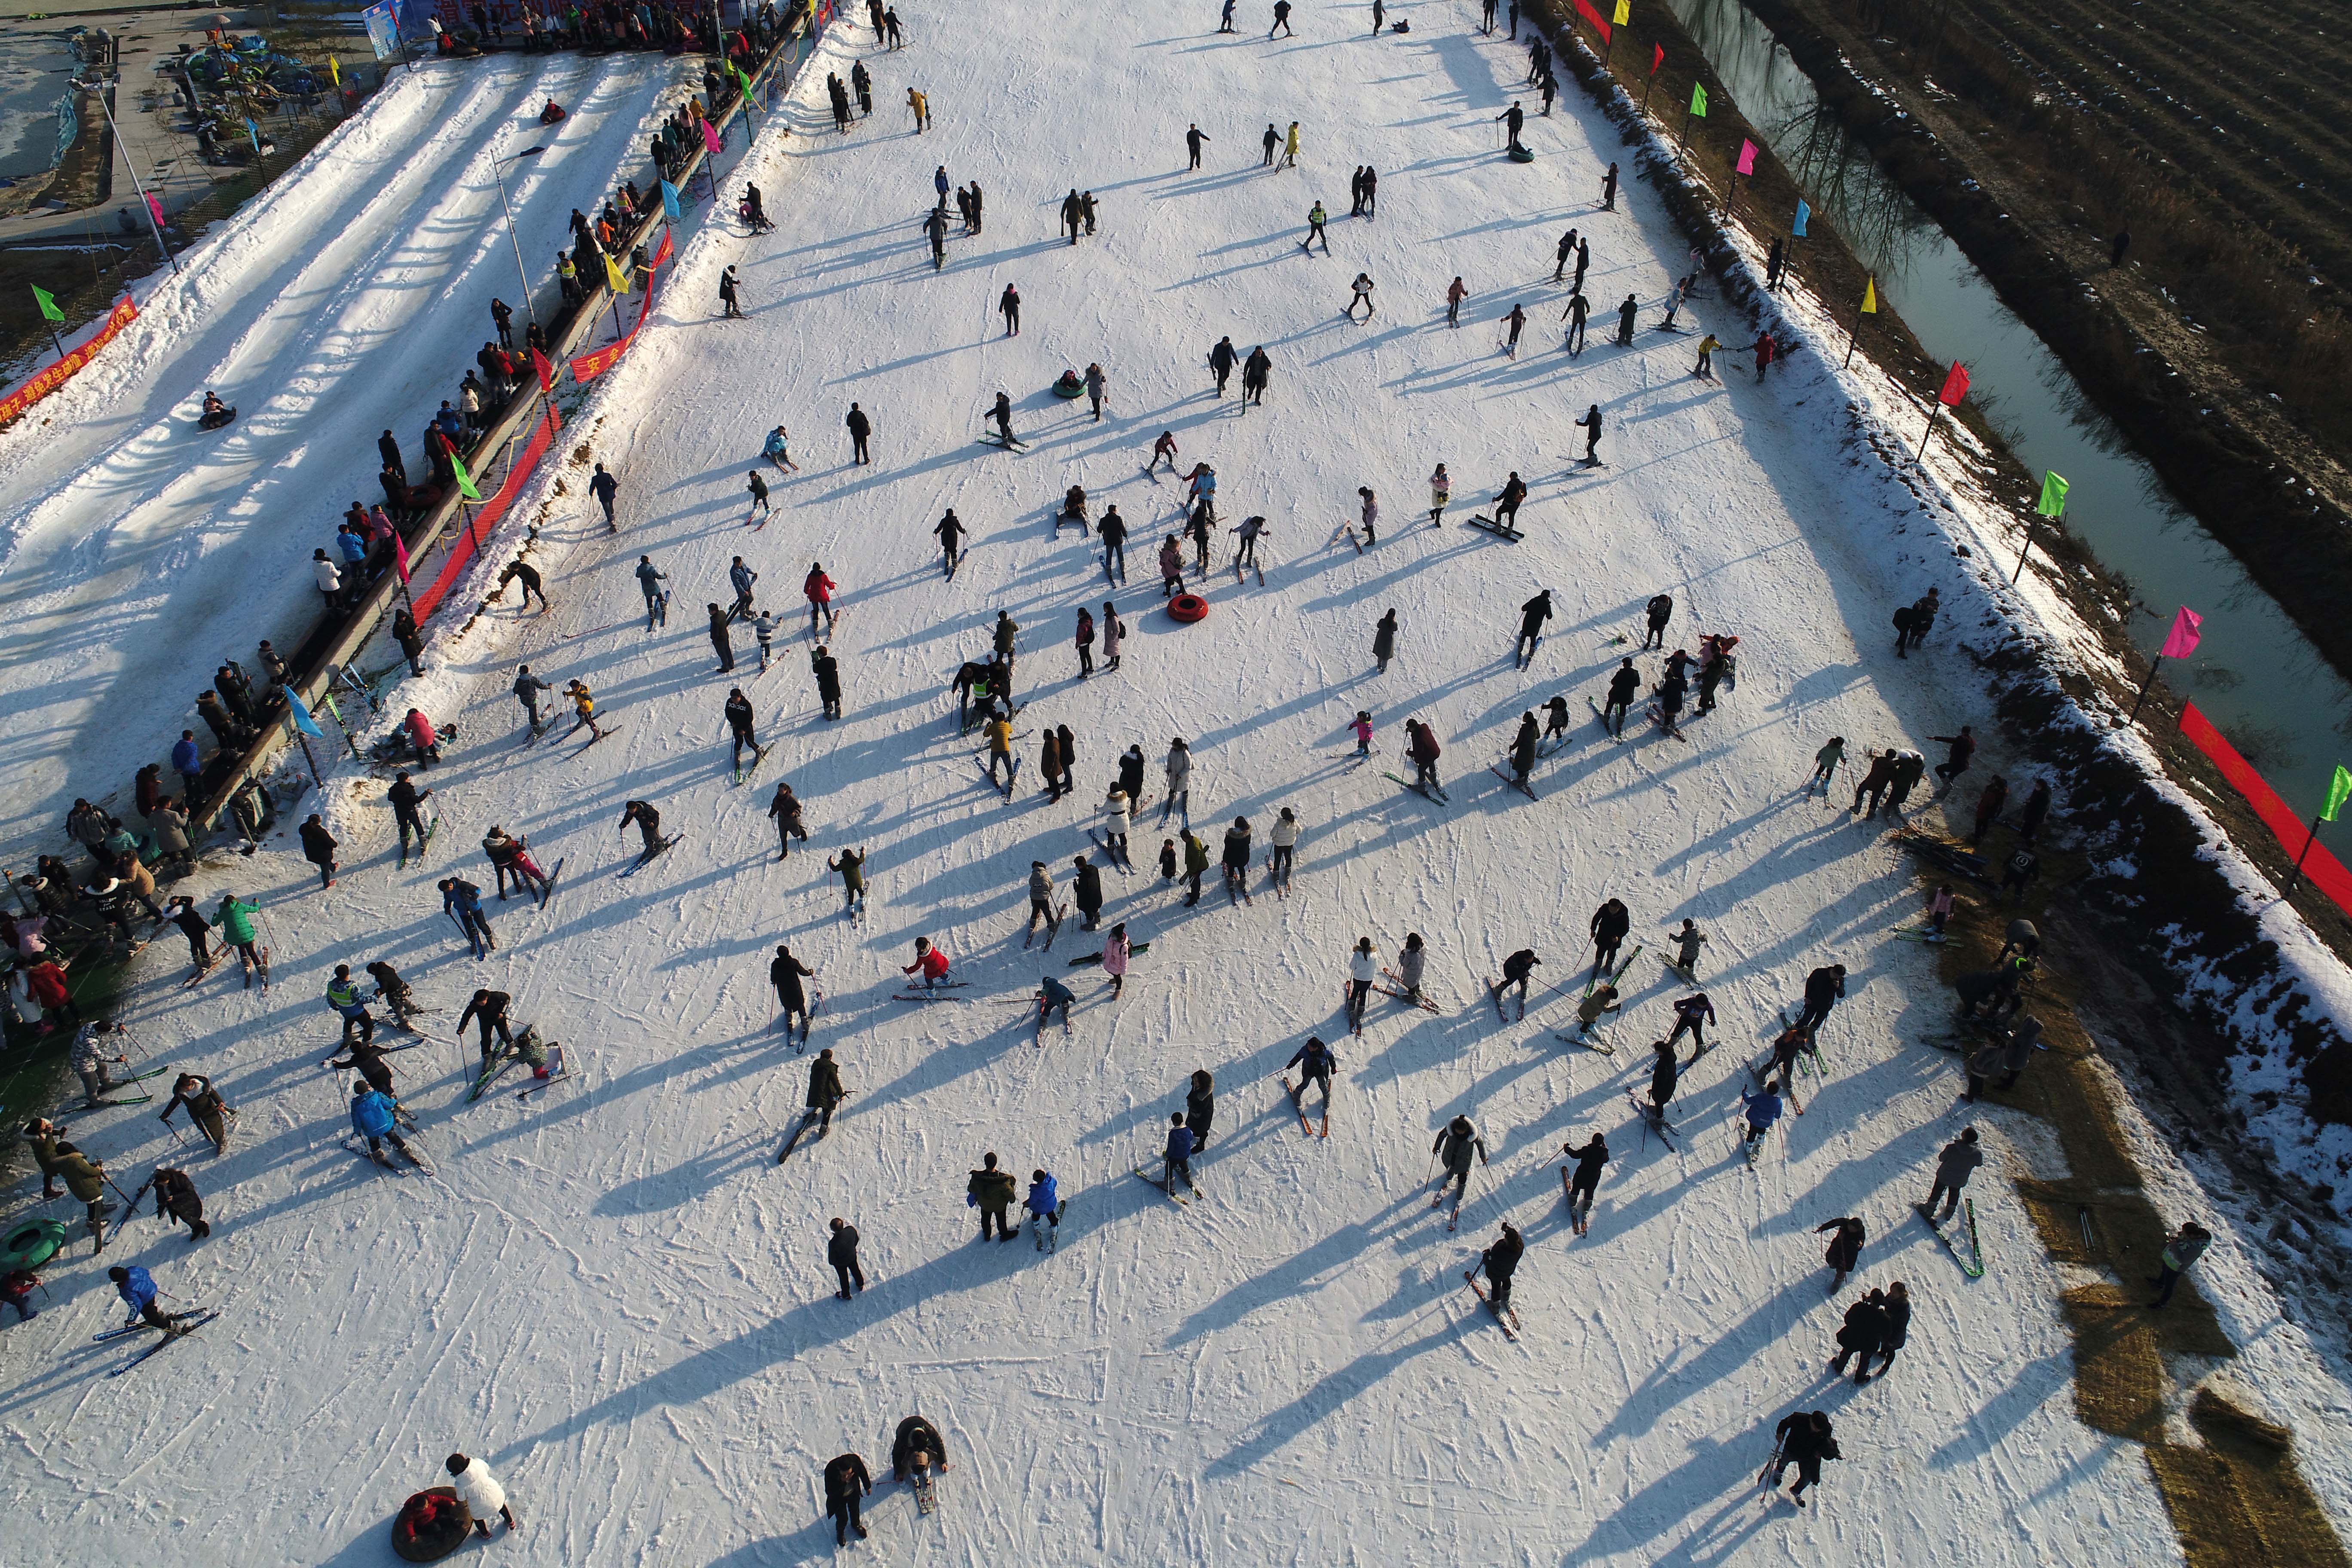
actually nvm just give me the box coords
[1037,974,1076,1031]
[350,1082,416,1166]
[172,730,204,798]
[1286,1035,1338,1109]
[440,876,493,959]
[1161,1113,1197,1195]
[1740,1081,1783,1148]
[109,1263,187,1335]
[1024,1168,1063,1246]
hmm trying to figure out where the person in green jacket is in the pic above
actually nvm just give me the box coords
[966,1152,1017,1240]
[1181,830,1211,906]
[212,893,263,985]
[827,848,867,916]
[1807,736,1846,799]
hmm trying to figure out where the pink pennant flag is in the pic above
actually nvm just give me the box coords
[2159,605,2203,661]
[701,119,723,155]
[1736,138,1757,176]
[393,530,412,585]
[146,192,165,228]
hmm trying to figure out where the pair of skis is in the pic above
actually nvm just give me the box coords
[1382,770,1450,804]
[1917,1197,1986,1277]
[1488,764,1537,801]
[98,1308,221,1375]
[1462,1271,1519,1338]
[1627,1087,1678,1147]
[617,833,683,878]
[1280,1075,1328,1138]
[1022,902,1070,951]
[777,1107,825,1166]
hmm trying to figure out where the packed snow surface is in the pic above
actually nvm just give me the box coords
[8,6,2352,1565]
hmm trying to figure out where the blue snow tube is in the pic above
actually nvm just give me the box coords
[0,1218,69,1271]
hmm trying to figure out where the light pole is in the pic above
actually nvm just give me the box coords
[490,144,546,332]
[76,75,179,276]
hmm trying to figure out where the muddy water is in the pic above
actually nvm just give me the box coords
[1665,0,2352,817]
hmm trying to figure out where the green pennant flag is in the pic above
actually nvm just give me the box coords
[732,62,754,101]
[450,450,483,502]
[2324,764,2352,824]
[2037,470,2069,518]
[31,284,64,323]
[1689,83,1707,117]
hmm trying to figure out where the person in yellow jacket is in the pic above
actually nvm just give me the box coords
[564,680,604,741]
[907,87,928,132]
[1694,333,1721,382]
[984,715,1015,789]
[1281,121,1301,169]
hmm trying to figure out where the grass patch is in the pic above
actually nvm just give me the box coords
[2145,1387,2352,1568]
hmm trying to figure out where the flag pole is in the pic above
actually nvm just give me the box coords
[2290,813,2325,892]
[1843,315,1861,369]
[2015,507,2050,584]
[1917,404,1939,462]
[2126,654,2166,726]
[47,324,67,363]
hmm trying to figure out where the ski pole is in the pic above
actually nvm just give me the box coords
[163,1117,186,1148]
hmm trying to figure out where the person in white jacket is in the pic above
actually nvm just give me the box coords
[312,549,343,612]
[1102,922,1130,999]
[1346,937,1378,1032]
[446,1452,520,1536]
[1162,738,1192,825]
[1268,806,1300,888]
[1101,790,1131,861]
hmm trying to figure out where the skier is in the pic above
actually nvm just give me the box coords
[1431,1115,1488,1204]
[907,86,928,132]
[1589,897,1630,980]
[1770,1411,1840,1506]
[1601,659,1641,737]
[812,645,843,721]
[1575,403,1603,464]
[1446,276,1467,327]
[1965,1014,2043,1102]
[70,1020,130,1106]
[1498,946,1541,1014]
[1406,718,1443,796]
[1163,737,1192,822]
[968,1152,1018,1239]
[1496,474,1529,536]
[1220,815,1253,901]
[1694,332,1719,380]
[1037,973,1077,1032]
[1301,201,1330,254]
[1179,829,1210,906]
[1759,1018,1811,1087]
[1816,1215,1866,1290]
[512,665,554,734]
[1476,1222,1524,1311]
[1286,1034,1337,1111]
[349,1080,416,1167]
[902,936,951,990]
[1667,919,1708,977]
[1162,1112,1198,1194]
[1561,1134,1608,1229]
[1562,291,1589,354]
[1513,587,1551,668]
[1740,1078,1783,1153]
[718,265,744,319]
[1850,749,1896,817]
[1748,329,1776,380]
[1242,345,1272,405]
[211,891,263,985]
[1795,963,1847,1033]
[1282,121,1300,167]
[824,1450,873,1542]
[1503,302,1525,356]
[1350,710,1375,757]
[446,1453,521,1537]
[1805,735,1846,797]
[767,943,815,1039]
[1345,272,1375,318]
[804,1048,851,1133]
[764,426,800,472]
[159,1072,233,1155]
[1428,462,1450,525]
[1553,227,1578,281]
[1102,788,1133,862]
[109,1264,190,1336]
[1665,991,1715,1059]
[1921,1126,1982,1220]
[634,554,669,628]
[1393,932,1428,1004]
[1345,935,1377,1031]
[1186,1069,1216,1150]
[325,964,377,1045]
[1508,711,1539,787]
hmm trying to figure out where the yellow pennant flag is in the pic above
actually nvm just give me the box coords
[1860,276,1877,315]
[1611,0,1629,23]
[604,254,628,296]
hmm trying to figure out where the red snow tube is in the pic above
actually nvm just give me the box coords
[392,1488,474,1562]
[1167,593,1209,624]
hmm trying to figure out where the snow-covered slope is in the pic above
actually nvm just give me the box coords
[0,52,695,851]
[12,6,2348,1563]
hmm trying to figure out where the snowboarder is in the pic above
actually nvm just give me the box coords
[892,1417,948,1482]
[1431,1115,1488,1203]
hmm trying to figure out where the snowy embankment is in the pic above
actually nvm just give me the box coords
[0,52,694,856]
[8,2,2351,1563]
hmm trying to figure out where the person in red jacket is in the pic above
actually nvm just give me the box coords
[804,563,838,637]
[23,958,75,1033]
[404,708,441,766]
[1406,718,1444,798]
[901,937,950,990]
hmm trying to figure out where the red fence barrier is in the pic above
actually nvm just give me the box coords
[0,296,138,428]
[409,398,561,620]
[2177,701,2352,913]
